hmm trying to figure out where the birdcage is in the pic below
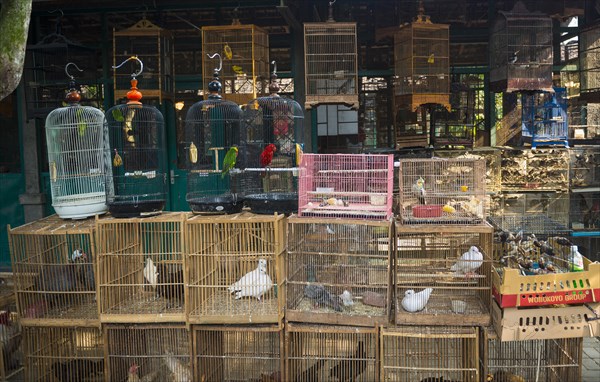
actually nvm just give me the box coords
[193,324,282,382]
[393,1,450,112]
[381,326,479,382]
[580,22,600,101]
[113,18,174,103]
[491,300,600,341]
[398,158,487,224]
[394,224,493,326]
[22,325,104,382]
[8,215,98,325]
[489,1,553,92]
[105,57,168,218]
[104,324,190,381]
[521,88,569,149]
[96,213,186,323]
[44,63,109,220]
[184,53,244,214]
[480,327,582,382]
[0,311,22,381]
[202,15,269,105]
[185,212,285,324]
[303,1,359,109]
[431,108,474,148]
[286,217,393,326]
[285,323,378,382]
[434,147,502,194]
[570,191,600,231]
[298,154,394,220]
[500,147,570,192]
[237,63,305,215]
[395,106,429,149]
[570,145,600,189]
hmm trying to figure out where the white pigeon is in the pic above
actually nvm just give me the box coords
[143,258,158,287]
[339,290,354,306]
[163,351,192,382]
[450,246,483,276]
[401,288,433,313]
[228,259,273,300]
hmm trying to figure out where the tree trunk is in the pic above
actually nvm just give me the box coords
[0,0,32,101]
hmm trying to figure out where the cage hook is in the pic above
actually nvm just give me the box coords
[271,60,277,76]
[112,56,144,79]
[65,62,83,80]
[207,53,223,73]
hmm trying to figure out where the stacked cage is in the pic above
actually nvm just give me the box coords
[394,107,429,149]
[96,213,186,323]
[521,88,569,148]
[105,57,168,218]
[579,22,600,102]
[0,311,22,380]
[569,145,600,234]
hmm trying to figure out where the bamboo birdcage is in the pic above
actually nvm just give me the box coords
[184,53,244,214]
[500,147,570,192]
[104,324,190,381]
[96,213,186,323]
[569,145,600,189]
[303,1,359,109]
[8,215,98,325]
[22,325,104,382]
[381,326,479,382]
[44,63,109,220]
[395,106,429,149]
[286,216,393,326]
[202,15,269,105]
[105,57,168,218]
[579,22,600,102]
[434,147,502,194]
[113,18,174,103]
[285,323,378,382]
[489,1,553,93]
[521,88,569,149]
[193,325,282,382]
[238,64,305,215]
[393,1,450,112]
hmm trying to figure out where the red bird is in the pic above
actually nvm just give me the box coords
[260,144,277,177]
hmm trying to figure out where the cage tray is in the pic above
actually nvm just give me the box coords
[244,192,298,215]
[108,199,165,218]
[188,195,245,215]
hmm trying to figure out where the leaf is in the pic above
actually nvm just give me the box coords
[112,108,124,122]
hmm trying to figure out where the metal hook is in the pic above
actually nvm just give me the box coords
[271,60,277,75]
[207,53,223,73]
[48,9,64,17]
[65,62,83,80]
[112,56,144,79]
[329,0,336,6]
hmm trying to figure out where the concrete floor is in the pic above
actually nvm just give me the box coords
[582,336,600,382]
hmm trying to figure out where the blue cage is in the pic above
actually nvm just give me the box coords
[521,87,568,148]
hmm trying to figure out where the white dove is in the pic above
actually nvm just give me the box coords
[401,288,433,313]
[451,246,483,277]
[228,259,273,300]
[339,290,354,306]
[143,258,158,287]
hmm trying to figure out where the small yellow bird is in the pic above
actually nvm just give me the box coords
[427,53,435,64]
[442,204,456,214]
[189,142,198,164]
[232,65,245,75]
[113,149,123,167]
[295,143,304,166]
[223,43,233,60]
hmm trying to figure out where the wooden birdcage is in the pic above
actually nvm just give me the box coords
[570,191,600,232]
[202,17,269,105]
[184,54,244,214]
[303,1,359,110]
[0,311,22,381]
[393,1,450,112]
[434,147,502,194]
[381,326,479,382]
[480,327,582,382]
[580,22,600,102]
[96,213,186,323]
[193,324,282,382]
[44,64,109,220]
[431,108,474,149]
[521,88,569,149]
[8,215,98,325]
[394,224,493,326]
[106,57,168,218]
[285,323,378,382]
[113,18,174,103]
[185,212,285,325]
[398,158,487,225]
[489,1,553,92]
[104,324,190,381]
[22,325,104,382]
[286,216,393,326]
[500,147,570,192]
[395,106,429,149]
[569,145,600,189]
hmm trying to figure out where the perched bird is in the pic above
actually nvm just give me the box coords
[401,288,433,313]
[533,239,555,257]
[488,370,526,382]
[450,246,483,277]
[329,341,367,382]
[143,258,158,289]
[412,177,427,205]
[427,53,435,64]
[260,144,277,177]
[442,204,456,214]
[551,236,573,247]
[508,50,519,64]
[221,146,238,178]
[164,352,192,382]
[113,149,123,167]
[232,65,245,75]
[339,290,354,306]
[304,265,342,312]
[128,363,160,382]
[52,359,104,382]
[296,143,304,166]
[295,359,326,381]
[228,259,273,300]
[155,262,184,308]
[223,43,233,60]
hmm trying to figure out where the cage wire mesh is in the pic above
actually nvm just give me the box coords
[298,154,394,220]
[381,326,479,382]
[500,147,570,192]
[431,107,474,148]
[489,1,553,92]
[45,64,109,219]
[521,88,569,148]
[184,56,243,214]
[569,145,600,189]
[570,191,600,231]
[105,59,168,218]
[286,217,392,326]
[185,212,285,324]
[480,327,582,382]
[237,66,305,215]
[285,323,377,382]
[8,215,98,323]
[96,213,186,322]
[395,106,430,149]
[579,22,600,101]
[23,326,104,382]
[434,148,502,194]
[105,324,190,382]
[398,158,487,224]
[0,311,22,381]
[194,325,282,382]
[395,225,493,326]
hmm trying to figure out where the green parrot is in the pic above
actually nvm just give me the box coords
[221,146,239,178]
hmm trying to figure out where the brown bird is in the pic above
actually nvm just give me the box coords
[329,341,367,382]
[295,359,326,381]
